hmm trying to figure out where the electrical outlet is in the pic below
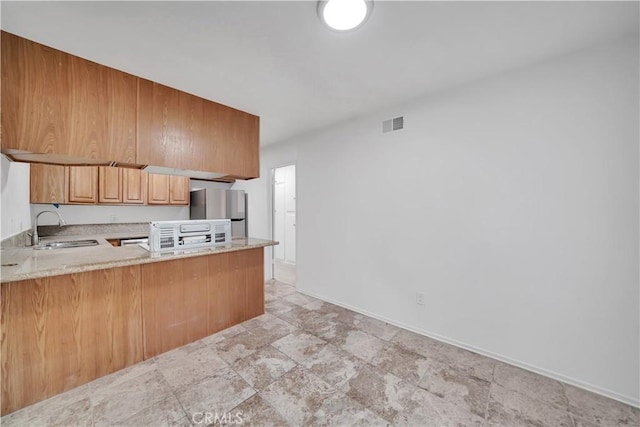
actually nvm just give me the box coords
[416,292,425,306]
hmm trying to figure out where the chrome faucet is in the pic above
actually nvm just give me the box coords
[32,210,66,246]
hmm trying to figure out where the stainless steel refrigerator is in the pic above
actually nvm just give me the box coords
[190,189,247,239]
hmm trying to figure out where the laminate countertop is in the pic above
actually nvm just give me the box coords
[0,236,277,283]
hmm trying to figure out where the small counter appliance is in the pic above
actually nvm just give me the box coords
[148,219,231,253]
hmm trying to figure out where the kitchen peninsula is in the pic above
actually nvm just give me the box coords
[0,235,277,415]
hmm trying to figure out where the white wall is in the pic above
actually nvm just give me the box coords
[0,156,31,239]
[246,36,640,405]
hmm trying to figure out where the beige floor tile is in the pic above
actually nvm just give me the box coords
[265,298,311,325]
[230,393,291,427]
[288,307,333,331]
[232,345,297,390]
[156,344,229,390]
[430,342,496,382]
[316,302,359,325]
[351,314,401,341]
[486,382,573,427]
[87,359,157,393]
[282,292,317,307]
[394,386,485,426]
[260,366,336,426]
[370,342,430,385]
[418,358,491,418]
[274,261,296,286]
[309,392,391,426]
[493,361,568,408]
[271,330,329,363]
[565,384,640,426]
[200,324,248,345]
[343,364,415,422]
[390,329,446,360]
[301,344,364,388]
[303,299,328,311]
[311,321,386,362]
[91,369,174,425]
[266,280,297,298]
[210,329,274,365]
[241,313,298,342]
[96,394,187,427]
[173,365,255,418]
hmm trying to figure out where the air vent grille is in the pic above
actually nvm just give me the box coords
[159,227,175,249]
[383,116,404,133]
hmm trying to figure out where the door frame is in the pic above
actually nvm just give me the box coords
[270,163,297,281]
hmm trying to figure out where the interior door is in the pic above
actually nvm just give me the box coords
[274,170,286,260]
[284,165,296,263]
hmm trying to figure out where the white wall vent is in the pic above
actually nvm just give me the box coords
[383,116,404,133]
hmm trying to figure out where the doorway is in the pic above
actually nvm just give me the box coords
[272,164,296,285]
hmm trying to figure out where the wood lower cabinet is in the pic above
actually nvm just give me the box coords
[67,166,98,204]
[1,266,143,415]
[30,164,68,204]
[141,256,210,358]
[1,247,266,415]
[98,166,122,204]
[141,249,265,359]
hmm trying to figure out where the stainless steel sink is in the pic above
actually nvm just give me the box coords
[34,239,100,250]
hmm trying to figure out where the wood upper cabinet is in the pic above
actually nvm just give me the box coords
[147,173,190,205]
[30,166,186,206]
[137,80,206,171]
[2,32,69,156]
[68,167,98,204]
[147,173,170,205]
[3,31,259,178]
[122,169,146,204]
[1,31,137,164]
[98,167,122,204]
[169,175,190,205]
[138,79,260,179]
[66,55,137,163]
[205,101,260,179]
[30,164,68,204]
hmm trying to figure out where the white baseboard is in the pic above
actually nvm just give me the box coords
[296,288,640,409]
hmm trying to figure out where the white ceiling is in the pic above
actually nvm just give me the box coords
[2,1,638,146]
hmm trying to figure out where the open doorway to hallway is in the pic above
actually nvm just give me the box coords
[272,164,296,285]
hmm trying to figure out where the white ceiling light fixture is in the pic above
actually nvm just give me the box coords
[318,0,373,32]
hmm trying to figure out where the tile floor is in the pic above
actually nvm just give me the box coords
[2,280,638,426]
[274,260,296,286]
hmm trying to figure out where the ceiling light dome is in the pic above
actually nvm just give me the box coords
[318,0,373,32]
